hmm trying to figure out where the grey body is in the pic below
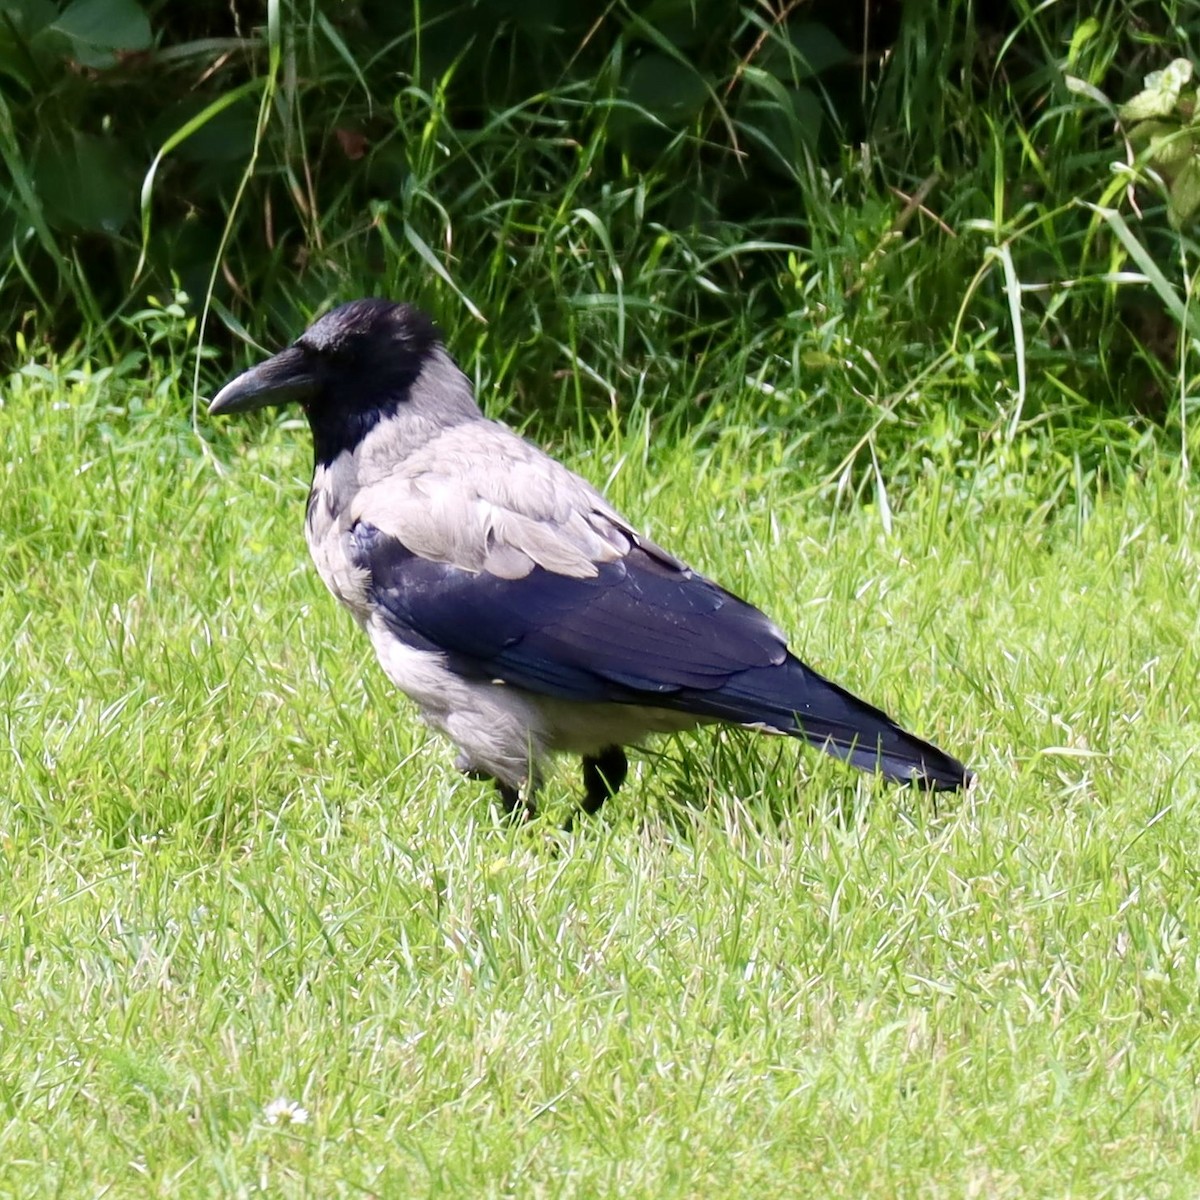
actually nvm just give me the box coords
[209,299,971,820]
[303,356,700,789]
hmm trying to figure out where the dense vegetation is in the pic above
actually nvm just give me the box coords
[3,2,1200,1195]
[2,0,1198,442]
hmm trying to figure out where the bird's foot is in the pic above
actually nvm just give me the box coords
[565,746,629,831]
[494,780,536,823]
[457,757,536,822]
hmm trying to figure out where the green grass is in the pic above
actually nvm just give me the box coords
[2,346,1199,1198]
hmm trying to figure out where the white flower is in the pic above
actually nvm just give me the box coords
[263,1098,309,1126]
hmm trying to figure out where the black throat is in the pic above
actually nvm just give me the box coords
[305,391,411,469]
[302,353,435,469]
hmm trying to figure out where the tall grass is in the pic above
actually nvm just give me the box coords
[2,2,1198,458]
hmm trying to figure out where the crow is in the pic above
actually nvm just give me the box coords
[210,299,971,821]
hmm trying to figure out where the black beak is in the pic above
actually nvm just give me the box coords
[208,345,317,415]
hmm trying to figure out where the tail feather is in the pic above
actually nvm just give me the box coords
[679,655,971,792]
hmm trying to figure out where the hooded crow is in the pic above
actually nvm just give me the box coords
[210,298,972,820]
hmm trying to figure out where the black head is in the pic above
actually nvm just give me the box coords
[209,298,442,461]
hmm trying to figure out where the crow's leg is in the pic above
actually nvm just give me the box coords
[582,746,628,813]
[493,780,531,820]
[565,746,629,830]
[456,756,537,821]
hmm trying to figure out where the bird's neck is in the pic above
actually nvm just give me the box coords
[306,402,393,468]
[306,346,484,471]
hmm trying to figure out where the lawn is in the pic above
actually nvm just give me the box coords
[2,348,1198,1197]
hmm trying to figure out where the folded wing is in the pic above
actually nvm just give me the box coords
[347,519,971,791]
[350,521,785,698]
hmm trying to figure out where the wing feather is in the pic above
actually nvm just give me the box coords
[347,522,786,704]
[349,420,631,579]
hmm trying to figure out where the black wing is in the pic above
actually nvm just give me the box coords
[349,521,786,703]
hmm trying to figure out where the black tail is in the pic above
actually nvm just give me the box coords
[679,654,972,791]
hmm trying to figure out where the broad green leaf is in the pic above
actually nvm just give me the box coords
[35,132,133,232]
[1139,121,1196,171]
[1158,58,1194,88]
[623,53,709,122]
[786,22,851,82]
[1169,156,1200,228]
[1121,88,1178,122]
[1147,129,1195,174]
[755,20,849,83]
[51,0,151,60]
[626,0,707,48]
[1120,58,1194,122]
[736,73,824,178]
[149,95,258,164]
